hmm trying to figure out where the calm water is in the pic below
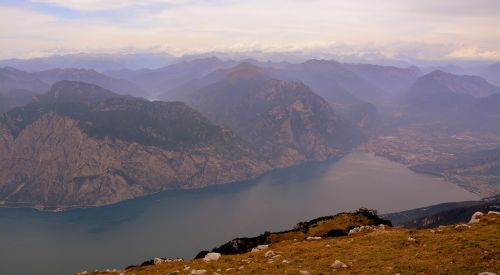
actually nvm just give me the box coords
[0,152,479,275]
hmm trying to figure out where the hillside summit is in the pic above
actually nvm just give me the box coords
[81,210,500,275]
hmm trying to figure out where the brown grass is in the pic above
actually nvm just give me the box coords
[85,214,500,275]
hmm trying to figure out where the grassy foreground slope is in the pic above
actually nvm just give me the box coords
[84,213,499,275]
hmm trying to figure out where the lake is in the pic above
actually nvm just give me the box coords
[0,152,479,275]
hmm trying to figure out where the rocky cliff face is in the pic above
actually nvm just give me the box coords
[187,64,363,168]
[0,81,268,209]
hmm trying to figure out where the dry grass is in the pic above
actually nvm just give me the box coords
[86,214,500,275]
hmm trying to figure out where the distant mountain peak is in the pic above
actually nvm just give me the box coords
[416,70,500,98]
[35,80,121,105]
[226,62,268,80]
[303,59,341,66]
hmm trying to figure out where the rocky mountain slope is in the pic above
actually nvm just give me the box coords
[84,210,500,275]
[185,63,363,167]
[0,81,268,209]
[275,60,382,133]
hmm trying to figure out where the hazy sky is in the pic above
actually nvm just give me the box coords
[1,0,499,60]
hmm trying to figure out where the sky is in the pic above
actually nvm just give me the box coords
[0,0,499,60]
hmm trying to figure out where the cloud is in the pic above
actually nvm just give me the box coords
[30,0,194,11]
[0,0,498,60]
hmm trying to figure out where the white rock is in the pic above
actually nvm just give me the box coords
[203,252,221,262]
[299,271,310,275]
[154,258,172,265]
[183,266,190,271]
[488,211,500,215]
[191,270,207,275]
[429,229,436,234]
[331,260,348,269]
[213,273,221,275]
[325,244,331,247]
[306,236,322,240]
[477,272,497,275]
[407,236,416,242]
[251,244,269,252]
[264,250,276,257]
[469,211,484,224]
[282,259,290,264]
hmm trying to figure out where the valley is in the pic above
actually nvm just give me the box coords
[359,128,500,197]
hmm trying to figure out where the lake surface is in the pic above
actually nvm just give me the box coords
[0,152,479,275]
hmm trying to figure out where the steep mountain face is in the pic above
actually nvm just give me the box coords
[276,60,382,133]
[31,68,148,97]
[105,57,235,97]
[406,70,500,113]
[0,81,268,209]
[185,64,364,168]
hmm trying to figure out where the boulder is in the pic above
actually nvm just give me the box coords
[203,252,221,262]
[331,260,348,269]
[251,244,269,252]
[191,270,207,274]
[264,250,276,257]
[299,271,310,275]
[488,211,500,215]
[306,236,322,240]
[469,212,484,224]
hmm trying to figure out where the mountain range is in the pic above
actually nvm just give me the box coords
[1,56,499,209]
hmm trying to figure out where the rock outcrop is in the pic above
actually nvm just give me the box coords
[0,81,269,209]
